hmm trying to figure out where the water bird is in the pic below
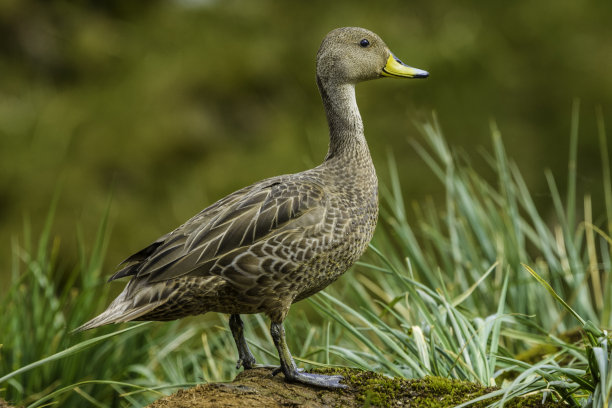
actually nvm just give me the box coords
[77,26,428,388]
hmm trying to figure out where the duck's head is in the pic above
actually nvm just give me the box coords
[316,27,428,85]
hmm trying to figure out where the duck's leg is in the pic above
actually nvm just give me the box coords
[229,314,257,369]
[270,321,347,388]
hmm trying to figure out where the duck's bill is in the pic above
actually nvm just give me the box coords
[382,54,429,78]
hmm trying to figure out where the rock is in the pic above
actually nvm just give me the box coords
[147,367,566,407]
[148,367,353,407]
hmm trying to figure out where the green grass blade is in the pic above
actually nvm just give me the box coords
[522,264,585,326]
[0,323,148,384]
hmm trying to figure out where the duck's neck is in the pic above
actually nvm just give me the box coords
[317,77,369,161]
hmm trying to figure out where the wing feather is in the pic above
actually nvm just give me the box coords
[111,176,327,284]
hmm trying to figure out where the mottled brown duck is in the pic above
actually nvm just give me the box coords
[77,26,428,388]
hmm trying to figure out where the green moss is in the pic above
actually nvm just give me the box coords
[312,367,565,407]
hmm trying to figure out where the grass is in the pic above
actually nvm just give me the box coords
[0,197,241,406]
[1,111,611,407]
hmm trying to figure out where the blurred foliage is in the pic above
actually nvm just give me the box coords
[1,0,611,279]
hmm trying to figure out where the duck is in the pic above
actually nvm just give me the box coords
[77,26,428,388]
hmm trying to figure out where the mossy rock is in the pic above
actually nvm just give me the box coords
[148,367,565,407]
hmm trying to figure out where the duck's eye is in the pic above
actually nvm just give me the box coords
[359,38,370,48]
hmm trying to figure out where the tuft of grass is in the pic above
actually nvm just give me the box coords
[303,111,611,406]
[0,196,243,406]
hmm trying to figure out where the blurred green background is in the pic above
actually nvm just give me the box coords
[1,0,611,281]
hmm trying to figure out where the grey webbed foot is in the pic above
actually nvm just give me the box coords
[270,321,348,389]
[285,372,348,388]
[282,369,347,388]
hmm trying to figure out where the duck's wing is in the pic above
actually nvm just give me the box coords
[108,175,327,284]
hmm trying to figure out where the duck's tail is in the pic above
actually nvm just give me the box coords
[75,275,225,332]
[74,283,166,332]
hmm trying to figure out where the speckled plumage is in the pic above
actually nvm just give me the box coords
[77,27,427,388]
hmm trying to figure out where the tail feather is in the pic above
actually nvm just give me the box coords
[75,275,223,333]
[74,289,164,332]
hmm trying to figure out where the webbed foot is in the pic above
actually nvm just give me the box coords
[270,321,348,389]
[283,369,347,388]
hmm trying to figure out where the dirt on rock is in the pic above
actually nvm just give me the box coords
[0,399,17,408]
[148,368,353,408]
[147,367,566,408]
